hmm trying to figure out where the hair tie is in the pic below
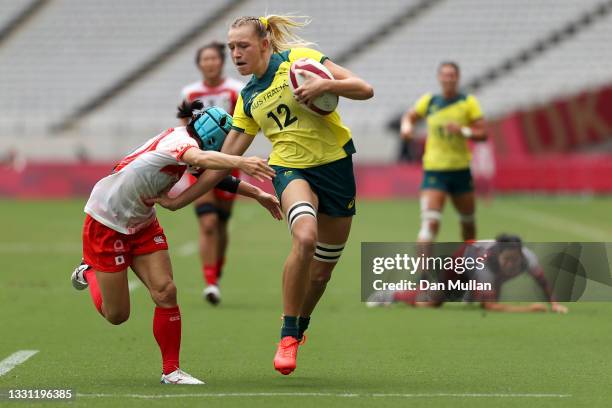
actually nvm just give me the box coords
[258,16,269,30]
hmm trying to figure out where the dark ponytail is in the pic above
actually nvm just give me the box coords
[176,99,204,120]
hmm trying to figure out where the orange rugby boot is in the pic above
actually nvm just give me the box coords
[273,336,299,375]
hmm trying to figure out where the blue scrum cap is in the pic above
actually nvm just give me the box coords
[191,106,232,151]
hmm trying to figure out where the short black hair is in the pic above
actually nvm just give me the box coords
[495,233,523,252]
[176,99,205,148]
[487,233,526,274]
[195,41,226,65]
[176,99,203,120]
[438,61,460,75]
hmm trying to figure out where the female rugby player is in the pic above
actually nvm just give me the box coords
[179,42,245,305]
[400,62,486,244]
[148,15,373,375]
[71,101,280,384]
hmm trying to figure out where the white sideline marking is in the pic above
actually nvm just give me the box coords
[0,350,39,377]
[177,241,198,257]
[128,280,141,292]
[492,206,611,241]
[77,392,571,399]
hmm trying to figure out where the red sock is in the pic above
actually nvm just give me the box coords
[203,264,218,286]
[153,306,181,375]
[84,269,103,315]
[216,257,225,279]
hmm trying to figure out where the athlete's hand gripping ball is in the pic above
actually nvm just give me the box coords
[293,69,329,106]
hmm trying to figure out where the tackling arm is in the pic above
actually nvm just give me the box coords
[147,130,263,210]
[213,175,282,220]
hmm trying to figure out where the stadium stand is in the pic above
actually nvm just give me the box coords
[346,0,611,140]
[0,0,233,135]
[0,0,47,45]
[74,0,424,153]
[475,2,612,116]
[0,0,611,162]
[75,0,424,158]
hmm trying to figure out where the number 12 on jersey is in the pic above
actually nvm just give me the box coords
[267,104,298,130]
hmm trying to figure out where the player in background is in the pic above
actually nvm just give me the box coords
[400,62,486,245]
[367,234,569,314]
[71,101,280,384]
[179,42,246,305]
[148,15,373,376]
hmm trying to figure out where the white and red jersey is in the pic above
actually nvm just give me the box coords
[84,127,199,235]
[455,240,550,302]
[180,77,244,115]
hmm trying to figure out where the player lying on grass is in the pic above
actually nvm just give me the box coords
[70,101,281,385]
[367,234,569,313]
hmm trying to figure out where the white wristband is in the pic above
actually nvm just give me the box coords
[461,126,473,138]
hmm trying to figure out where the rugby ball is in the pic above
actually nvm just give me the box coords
[288,58,338,115]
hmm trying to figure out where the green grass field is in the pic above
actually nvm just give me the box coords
[1,196,611,407]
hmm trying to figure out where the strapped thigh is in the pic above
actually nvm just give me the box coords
[313,242,345,263]
[286,201,317,231]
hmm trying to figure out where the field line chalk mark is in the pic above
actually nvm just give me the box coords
[0,350,39,377]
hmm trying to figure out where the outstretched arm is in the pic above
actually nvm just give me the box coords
[481,302,548,313]
[182,148,270,175]
[214,175,282,220]
[528,266,568,314]
[147,130,261,210]
[236,181,282,220]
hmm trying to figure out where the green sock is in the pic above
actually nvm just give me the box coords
[298,316,310,340]
[281,316,298,340]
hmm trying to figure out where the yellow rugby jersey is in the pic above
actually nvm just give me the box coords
[232,48,355,168]
[414,93,483,171]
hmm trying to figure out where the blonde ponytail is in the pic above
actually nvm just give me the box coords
[231,15,314,53]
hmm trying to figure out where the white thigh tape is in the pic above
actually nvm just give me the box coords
[287,201,316,230]
[313,242,345,263]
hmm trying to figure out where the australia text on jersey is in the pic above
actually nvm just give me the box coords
[251,82,289,111]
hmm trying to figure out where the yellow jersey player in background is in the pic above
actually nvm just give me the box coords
[149,15,373,376]
[400,62,486,244]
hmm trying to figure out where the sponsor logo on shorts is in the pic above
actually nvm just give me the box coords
[113,240,125,252]
[115,255,125,266]
[169,316,181,322]
[284,170,293,177]
[154,235,166,245]
[347,198,355,209]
